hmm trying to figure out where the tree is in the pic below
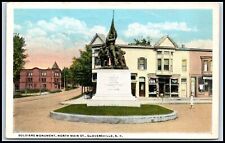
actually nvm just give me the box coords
[128,37,152,46]
[70,45,92,93]
[61,67,74,90]
[13,33,27,88]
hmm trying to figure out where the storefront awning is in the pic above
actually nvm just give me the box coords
[203,76,212,80]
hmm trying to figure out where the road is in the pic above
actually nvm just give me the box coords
[14,88,212,133]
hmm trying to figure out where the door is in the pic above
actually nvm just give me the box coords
[181,82,187,97]
[191,77,196,97]
[139,82,145,97]
[131,83,136,97]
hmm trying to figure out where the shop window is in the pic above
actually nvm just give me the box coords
[164,59,169,71]
[198,77,204,92]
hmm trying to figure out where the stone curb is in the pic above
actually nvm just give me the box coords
[50,111,177,124]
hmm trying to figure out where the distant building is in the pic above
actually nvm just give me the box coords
[19,62,62,91]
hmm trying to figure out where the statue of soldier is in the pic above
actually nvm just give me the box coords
[115,46,128,69]
[98,45,108,67]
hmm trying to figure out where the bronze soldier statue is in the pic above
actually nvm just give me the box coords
[97,11,128,69]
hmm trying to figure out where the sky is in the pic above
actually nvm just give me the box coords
[14,9,213,69]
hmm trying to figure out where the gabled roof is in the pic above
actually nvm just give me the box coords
[89,33,106,45]
[52,61,59,69]
[154,35,178,49]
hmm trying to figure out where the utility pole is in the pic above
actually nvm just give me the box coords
[64,67,66,91]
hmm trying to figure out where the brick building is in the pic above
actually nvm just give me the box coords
[19,62,62,91]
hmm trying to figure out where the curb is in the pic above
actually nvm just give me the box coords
[50,111,177,124]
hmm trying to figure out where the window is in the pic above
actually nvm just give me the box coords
[157,51,162,55]
[181,78,187,83]
[182,59,187,72]
[164,59,169,71]
[138,57,147,70]
[198,77,204,92]
[157,59,162,70]
[41,72,47,76]
[54,72,59,77]
[92,73,97,80]
[43,84,46,89]
[41,78,46,83]
[131,74,136,80]
[54,78,59,82]
[28,72,32,76]
[164,51,169,55]
[95,57,101,66]
[203,60,208,72]
[27,78,32,82]
[209,60,212,72]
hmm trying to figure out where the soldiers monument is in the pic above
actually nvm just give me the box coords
[87,11,140,107]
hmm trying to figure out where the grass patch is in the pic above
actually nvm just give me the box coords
[54,104,173,116]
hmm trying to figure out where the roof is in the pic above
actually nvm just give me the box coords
[52,61,60,69]
[89,33,106,45]
[154,35,178,48]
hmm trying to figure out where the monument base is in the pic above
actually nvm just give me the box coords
[87,69,140,107]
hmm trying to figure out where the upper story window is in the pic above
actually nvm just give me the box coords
[41,72,47,76]
[203,60,208,72]
[157,51,162,55]
[164,59,169,71]
[54,72,59,77]
[28,72,32,76]
[138,57,147,70]
[157,59,162,70]
[164,51,170,55]
[201,56,212,73]
[182,59,187,72]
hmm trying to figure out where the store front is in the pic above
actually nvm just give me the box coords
[151,75,179,98]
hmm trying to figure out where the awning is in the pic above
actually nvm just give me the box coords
[203,76,212,80]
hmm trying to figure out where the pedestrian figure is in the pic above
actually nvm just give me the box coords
[190,94,194,109]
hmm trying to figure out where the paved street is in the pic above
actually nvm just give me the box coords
[14,88,212,133]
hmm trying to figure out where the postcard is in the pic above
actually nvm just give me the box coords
[3,2,221,141]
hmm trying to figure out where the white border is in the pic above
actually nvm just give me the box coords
[5,2,220,140]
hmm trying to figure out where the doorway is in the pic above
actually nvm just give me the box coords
[131,83,136,97]
[139,77,145,97]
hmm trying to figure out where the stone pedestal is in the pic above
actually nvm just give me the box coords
[87,69,140,107]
